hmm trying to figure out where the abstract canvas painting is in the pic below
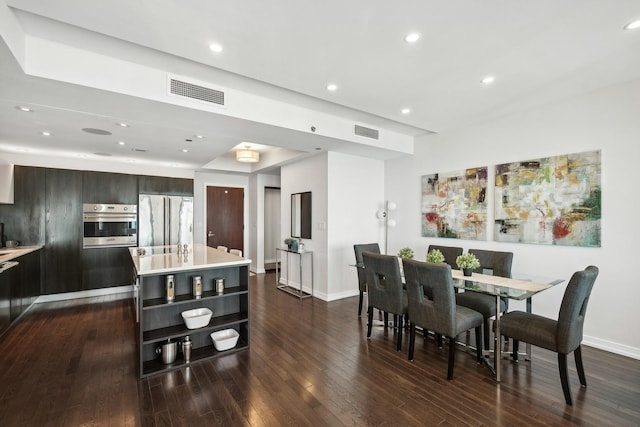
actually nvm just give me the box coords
[494,150,601,246]
[421,167,488,240]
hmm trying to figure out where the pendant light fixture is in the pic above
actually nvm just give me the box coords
[236,146,259,163]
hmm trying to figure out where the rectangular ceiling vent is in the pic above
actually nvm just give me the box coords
[169,78,225,106]
[354,124,379,140]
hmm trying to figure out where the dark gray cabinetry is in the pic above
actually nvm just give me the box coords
[0,249,42,336]
[0,266,13,335]
[138,175,193,196]
[83,171,138,204]
[137,263,249,377]
[82,246,131,289]
[0,166,46,248]
[45,168,83,294]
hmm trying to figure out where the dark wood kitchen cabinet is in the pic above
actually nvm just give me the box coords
[82,246,131,289]
[83,171,138,204]
[0,166,46,248]
[44,168,83,294]
[138,175,193,196]
[1,248,42,336]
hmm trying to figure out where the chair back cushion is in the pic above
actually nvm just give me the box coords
[403,259,457,337]
[427,245,463,269]
[362,252,406,315]
[557,265,599,353]
[468,249,513,278]
[354,243,380,292]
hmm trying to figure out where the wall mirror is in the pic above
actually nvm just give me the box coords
[291,191,312,239]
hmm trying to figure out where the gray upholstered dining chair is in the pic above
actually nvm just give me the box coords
[353,243,381,316]
[362,252,408,351]
[501,265,599,405]
[427,244,463,269]
[455,249,513,349]
[403,259,483,380]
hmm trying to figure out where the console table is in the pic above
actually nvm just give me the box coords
[275,248,313,299]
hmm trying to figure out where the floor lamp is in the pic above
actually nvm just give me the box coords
[377,201,396,254]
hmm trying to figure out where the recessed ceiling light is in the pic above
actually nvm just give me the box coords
[209,43,223,53]
[16,106,33,112]
[404,32,420,43]
[481,76,495,85]
[181,149,189,153]
[117,122,129,127]
[41,131,51,136]
[195,135,204,139]
[624,19,640,30]
[326,83,338,91]
[117,141,126,146]
[401,108,411,115]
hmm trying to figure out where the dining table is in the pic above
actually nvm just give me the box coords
[451,269,564,381]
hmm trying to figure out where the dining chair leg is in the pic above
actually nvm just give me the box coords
[384,312,389,327]
[436,333,443,348]
[367,306,374,338]
[396,314,403,352]
[558,353,573,405]
[408,323,416,360]
[447,336,456,380]
[483,319,490,350]
[358,291,364,316]
[574,345,587,387]
[474,326,483,363]
[512,340,519,362]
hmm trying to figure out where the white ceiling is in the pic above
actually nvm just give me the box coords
[1,0,640,173]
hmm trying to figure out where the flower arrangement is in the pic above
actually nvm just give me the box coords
[456,253,480,270]
[426,248,445,263]
[397,247,414,259]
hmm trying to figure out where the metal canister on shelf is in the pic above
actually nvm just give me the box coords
[216,278,224,294]
[182,336,192,363]
[193,276,202,298]
[166,274,175,302]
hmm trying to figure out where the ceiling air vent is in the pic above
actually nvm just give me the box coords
[169,78,225,106]
[354,124,379,140]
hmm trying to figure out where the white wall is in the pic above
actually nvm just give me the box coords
[327,152,384,300]
[281,154,328,297]
[386,78,640,359]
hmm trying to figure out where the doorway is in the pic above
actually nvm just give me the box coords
[206,186,244,252]
[264,187,281,271]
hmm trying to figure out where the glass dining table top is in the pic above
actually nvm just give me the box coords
[352,262,563,301]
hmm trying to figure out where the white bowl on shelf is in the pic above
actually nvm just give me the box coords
[210,329,240,351]
[181,308,212,329]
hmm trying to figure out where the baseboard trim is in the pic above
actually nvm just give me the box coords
[36,285,133,303]
[583,335,640,360]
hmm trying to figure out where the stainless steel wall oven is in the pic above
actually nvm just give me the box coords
[83,203,137,248]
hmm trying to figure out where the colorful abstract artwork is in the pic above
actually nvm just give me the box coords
[494,150,601,247]
[421,167,488,240]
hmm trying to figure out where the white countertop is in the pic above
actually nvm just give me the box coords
[0,245,43,264]
[129,243,251,276]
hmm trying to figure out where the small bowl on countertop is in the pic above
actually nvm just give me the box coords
[181,307,212,329]
[210,329,239,351]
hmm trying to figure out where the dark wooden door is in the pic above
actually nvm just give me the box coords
[206,186,243,252]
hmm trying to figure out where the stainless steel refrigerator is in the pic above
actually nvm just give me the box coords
[138,194,193,247]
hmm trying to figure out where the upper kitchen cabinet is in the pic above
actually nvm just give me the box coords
[0,166,46,246]
[138,175,193,196]
[83,171,138,204]
[45,168,83,294]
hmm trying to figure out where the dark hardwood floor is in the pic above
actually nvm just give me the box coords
[1,271,639,426]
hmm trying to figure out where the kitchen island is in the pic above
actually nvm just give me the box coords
[130,244,250,377]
